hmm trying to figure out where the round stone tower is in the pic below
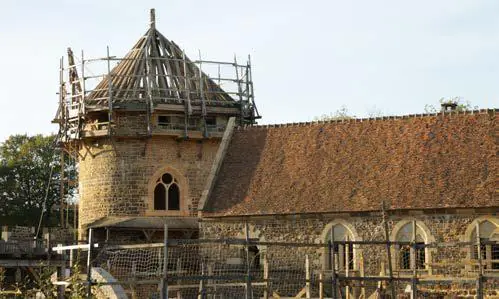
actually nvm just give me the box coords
[54,9,259,238]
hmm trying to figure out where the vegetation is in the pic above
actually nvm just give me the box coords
[424,97,477,113]
[316,98,477,121]
[314,106,353,121]
[0,134,73,226]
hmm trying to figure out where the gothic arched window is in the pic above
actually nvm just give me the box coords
[470,220,499,270]
[326,223,355,271]
[394,222,427,270]
[154,173,180,211]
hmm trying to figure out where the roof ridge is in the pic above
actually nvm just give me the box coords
[238,108,497,130]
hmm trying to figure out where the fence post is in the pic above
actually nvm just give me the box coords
[329,227,338,299]
[244,222,252,299]
[56,244,65,299]
[198,263,206,299]
[382,202,396,299]
[411,220,417,299]
[86,228,93,299]
[305,254,311,298]
[263,255,269,299]
[319,272,324,299]
[475,223,483,299]
[161,224,169,299]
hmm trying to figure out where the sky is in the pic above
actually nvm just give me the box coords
[0,0,498,141]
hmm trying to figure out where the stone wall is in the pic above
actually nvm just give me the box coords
[200,212,498,296]
[78,135,220,230]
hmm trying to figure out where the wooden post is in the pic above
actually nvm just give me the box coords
[198,263,205,299]
[382,202,396,299]
[319,272,324,299]
[329,228,338,299]
[305,255,311,299]
[56,244,65,299]
[86,228,93,299]
[345,235,350,299]
[263,255,269,299]
[475,223,483,299]
[411,220,417,299]
[161,224,168,299]
[244,222,252,299]
[177,258,182,298]
[360,254,365,298]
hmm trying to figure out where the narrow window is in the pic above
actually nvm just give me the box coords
[168,183,180,210]
[154,184,166,210]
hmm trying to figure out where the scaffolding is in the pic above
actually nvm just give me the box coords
[54,10,259,143]
[51,8,259,231]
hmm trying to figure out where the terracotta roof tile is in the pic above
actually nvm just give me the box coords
[204,110,498,216]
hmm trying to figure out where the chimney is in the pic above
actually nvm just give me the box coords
[441,102,458,112]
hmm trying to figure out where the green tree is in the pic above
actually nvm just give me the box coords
[0,134,63,226]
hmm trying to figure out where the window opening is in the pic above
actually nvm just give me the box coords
[326,224,355,271]
[395,222,427,270]
[471,220,499,270]
[153,172,180,211]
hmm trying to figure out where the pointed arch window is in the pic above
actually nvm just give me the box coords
[326,224,355,271]
[154,173,180,211]
[470,220,499,270]
[394,222,427,270]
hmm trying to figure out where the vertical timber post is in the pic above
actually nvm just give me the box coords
[411,220,417,299]
[263,255,269,299]
[86,228,93,298]
[162,224,168,299]
[245,222,252,299]
[305,254,311,298]
[382,202,396,299]
[56,244,65,299]
[476,223,483,299]
[329,229,338,299]
[106,46,113,137]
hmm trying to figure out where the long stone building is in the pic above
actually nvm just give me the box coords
[56,9,498,298]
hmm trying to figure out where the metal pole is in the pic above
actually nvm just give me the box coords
[330,228,338,299]
[161,224,168,299]
[245,222,252,299]
[86,228,93,298]
[381,202,396,299]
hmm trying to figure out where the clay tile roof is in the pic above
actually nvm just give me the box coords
[204,110,498,216]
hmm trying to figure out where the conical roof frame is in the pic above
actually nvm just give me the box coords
[87,11,234,107]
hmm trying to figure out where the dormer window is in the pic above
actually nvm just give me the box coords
[154,173,180,211]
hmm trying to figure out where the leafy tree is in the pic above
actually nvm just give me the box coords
[0,134,64,226]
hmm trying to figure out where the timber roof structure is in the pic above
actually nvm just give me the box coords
[203,109,498,216]
[87,10,235,108]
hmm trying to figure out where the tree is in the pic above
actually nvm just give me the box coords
[0,134,63,226]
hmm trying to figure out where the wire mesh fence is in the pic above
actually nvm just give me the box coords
[51,227,498,299]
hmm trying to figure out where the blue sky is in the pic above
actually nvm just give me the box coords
[0,0,498,141]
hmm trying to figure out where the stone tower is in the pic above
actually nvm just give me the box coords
[54,9,258,238]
